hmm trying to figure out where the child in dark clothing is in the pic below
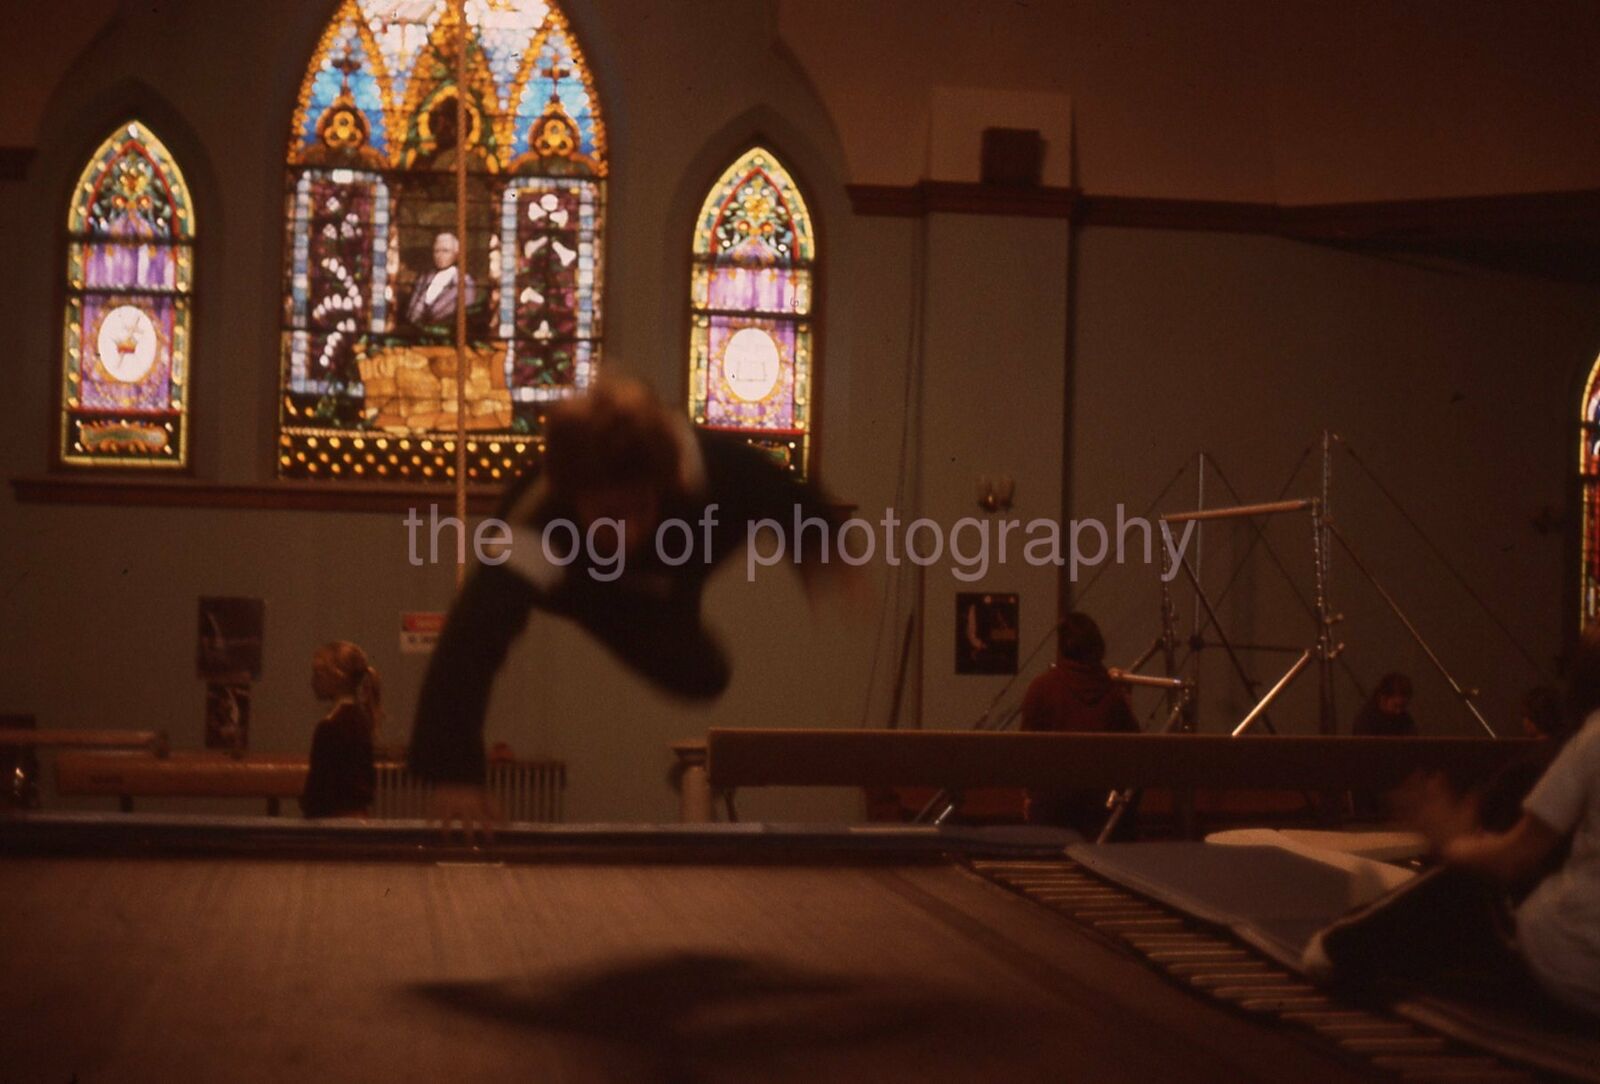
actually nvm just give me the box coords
[301,640,381,819]
[1352,672,1418,736]
[1018,611,1139,834]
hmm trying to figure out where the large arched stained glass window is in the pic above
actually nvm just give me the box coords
[1582,355,1600,620]
[280,0,605,482]
[61,122,195,468]
[689,146,816,478]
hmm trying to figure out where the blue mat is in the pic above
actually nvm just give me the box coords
[1066,842,1361,969]
[1067,841,1600,1081]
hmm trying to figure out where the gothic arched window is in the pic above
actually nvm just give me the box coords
[61,121,195,468]
[688,146,816,478]
[280,0,606,482]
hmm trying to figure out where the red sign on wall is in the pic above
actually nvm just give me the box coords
[400,612,446,654]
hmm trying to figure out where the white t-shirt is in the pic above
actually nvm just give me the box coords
[1518,711,1600,1016]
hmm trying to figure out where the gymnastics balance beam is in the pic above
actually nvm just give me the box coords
[706,730,1535,793]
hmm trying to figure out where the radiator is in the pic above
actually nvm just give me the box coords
[373,759,566,822]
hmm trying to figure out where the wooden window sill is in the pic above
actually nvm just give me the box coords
[10,476,505,514]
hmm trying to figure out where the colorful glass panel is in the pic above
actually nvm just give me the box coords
[1582,355,1600,622]
[60,122,194,468]
[688,147,815,477]
[280,0,605,483]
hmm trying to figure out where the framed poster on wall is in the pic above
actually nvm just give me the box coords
[956,593,1019,675]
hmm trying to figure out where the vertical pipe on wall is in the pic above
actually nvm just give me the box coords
[908,212,929,730]
[1056,118,1079,655]
[452,0,469,589]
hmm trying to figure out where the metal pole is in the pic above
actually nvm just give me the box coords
[1098,686,1192,843]
[1316,432,1337,735]
[452,0,470,589]
[1108,669,1190,691]
[1162,499,1315,523]
[1123,636,1164,677]
[1232,649,1313,736]
[1159,539,1179,716]
[1193,452,1205,645]
[1177,556,1278,734]
[1327,523,1498,736]
[1191,451,1204,719]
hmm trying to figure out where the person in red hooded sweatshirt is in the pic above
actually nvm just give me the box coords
[1019,611,1140,835]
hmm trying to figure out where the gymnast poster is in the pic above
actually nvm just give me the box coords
[956,592,1019,675]
[195,597,265,682]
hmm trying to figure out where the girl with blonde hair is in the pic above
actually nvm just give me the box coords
[300,640,381,818]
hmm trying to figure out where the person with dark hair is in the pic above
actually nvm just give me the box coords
[1352,672,1417,736]
[408,377,847,833]
[301,640,381,819]
[1349,672,1420,819]
[1521,685,1566,740]
[1474,686,1573,835]
[1306,624,1600,1019]
[1017,611,1139,834]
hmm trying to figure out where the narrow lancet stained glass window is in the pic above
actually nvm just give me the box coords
[1582,354,1600,621]
[689,147,815,478]
[280,0,606,482]
[61,122,195,468]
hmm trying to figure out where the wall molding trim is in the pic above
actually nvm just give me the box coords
[10,476,860,517]
[10,476,503,515]
[846,181,1077,218]
[847,181,1600,243]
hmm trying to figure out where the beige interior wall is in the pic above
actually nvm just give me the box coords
[1069,228,1600,735]
[778,0,1600,201]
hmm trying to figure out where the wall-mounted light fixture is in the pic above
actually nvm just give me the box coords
[977,475,1015,514]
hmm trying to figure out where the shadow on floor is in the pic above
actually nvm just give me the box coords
[411,950,1047,1083]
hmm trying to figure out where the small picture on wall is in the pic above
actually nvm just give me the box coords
[956,593,1019,675]
[197,597,265,682]
[204,683,251,752]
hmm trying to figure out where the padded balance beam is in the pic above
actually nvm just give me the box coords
[0,729,166,754]
[55,752,309,814]
[706,730,1536,792]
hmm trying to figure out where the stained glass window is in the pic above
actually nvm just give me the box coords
[1582,354,1600,621]
[689,146,815,478]
[61,122,194,468]
[279,0,605,482]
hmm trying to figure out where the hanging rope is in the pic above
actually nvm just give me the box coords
[859,217,931,727]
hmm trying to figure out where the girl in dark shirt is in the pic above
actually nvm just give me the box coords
[300,641,381,819]
[1350,671,1418,818]
[1352,671,1418,736]
[1019,612,1139,833]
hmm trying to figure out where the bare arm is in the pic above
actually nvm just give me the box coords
[1443,812,1563,887]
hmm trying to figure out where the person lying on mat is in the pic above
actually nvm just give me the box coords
[1307,625,1600,1018]
[407,377,850,837]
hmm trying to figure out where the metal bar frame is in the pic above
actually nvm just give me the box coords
[1161,498,1315,524]
[1328,522,1497,737]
